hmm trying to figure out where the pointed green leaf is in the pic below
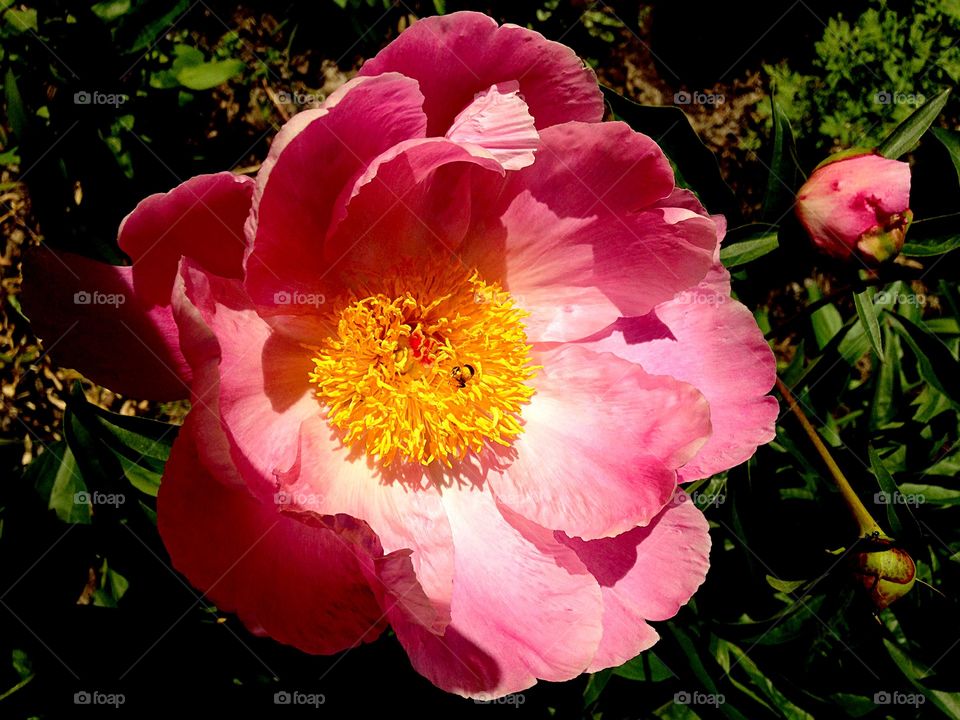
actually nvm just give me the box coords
[877,88,950,159]
[854,290,883,357]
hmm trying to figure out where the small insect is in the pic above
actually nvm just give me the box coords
[451,364,476,389]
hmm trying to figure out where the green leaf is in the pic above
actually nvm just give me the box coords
[432,0,446,13]
[613,652,675,682]
[886,312,960,406]
[720,227,780,268]
[762,95,801,221]
[603,87,736,214]
[806,282,843,350]
[884,639,960,719]
[877,88,950,159]
[91,0,132,22]
[175,59,245,90]
[868,446,905,536]
[871,325,899,429]
[902,234,960,257]
[3,8,37,33]
[3,68,27,139]
[122,0,191,54]
[898,483,960,506]
[25,441,91,524]
[764,575,806,594]
[716,639,814,719]
[854,290,883,356]
[932,127,960,189]
[583,669,612,706]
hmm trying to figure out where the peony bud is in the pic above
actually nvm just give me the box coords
[795,150,912,264]
[851,542,916,610]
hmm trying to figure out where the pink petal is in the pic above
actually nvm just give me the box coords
[446,81,539,170]
[157,416,388,654]
[560,498,711,670]
[276,414,455,634]
[244,73,428,307]
[386,487,603,697]
[462,123,717,339]
[488,345,711,540]
[358,12,603,133]
[21,246,190,400]
[172,261,318,496]
[320,137,504,284]
[796,153,911,258]
[577,269,778,481]
[119,172,253,306]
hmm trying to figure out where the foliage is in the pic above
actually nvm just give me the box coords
[763,0,960,152]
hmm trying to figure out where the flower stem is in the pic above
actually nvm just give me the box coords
[776,377,889,540]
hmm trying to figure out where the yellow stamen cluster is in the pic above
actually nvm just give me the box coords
[308,265,537,467]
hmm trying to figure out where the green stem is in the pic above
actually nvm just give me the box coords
[776,377,888,540]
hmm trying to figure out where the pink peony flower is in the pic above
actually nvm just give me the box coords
[23,12,777,698]
[794,150,912,263]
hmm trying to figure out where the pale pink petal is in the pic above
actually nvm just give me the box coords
[276,414,455,634]
[244,73,428,307]
[385,487,603,697]
[157,416,388,654]
[119,172,253,306]
[577,272,778,481]
[446,81,539,170]
[460,123,718,338]
[359,12,603,133]
[560,498,711,670]
[488,345,711,540]
[173,260,318,496]
[21,246,190,400]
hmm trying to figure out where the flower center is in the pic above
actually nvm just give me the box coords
[308,265,537,467]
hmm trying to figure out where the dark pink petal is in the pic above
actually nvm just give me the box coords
[319,137,504,286]
[560,498,711,670]
[358,12,603,133]
[445,81,539,170]
[488,345,711,540]
[577,267,778,481]
[385,487,603,697]
[21,247,190,400]
[245,73,428,307]
[157,416,388,654]
[119,172,253,306]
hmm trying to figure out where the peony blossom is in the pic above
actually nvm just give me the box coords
[795,150,912,264]
[23,12,777,698]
